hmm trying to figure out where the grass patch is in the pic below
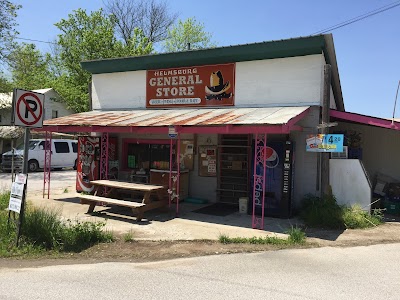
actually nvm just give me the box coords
[219,228,306,245]
[286,226,306,244]
[342,205,383,229]
[0,190,113,257]
[123,230,134,242]
[300,193,383,229]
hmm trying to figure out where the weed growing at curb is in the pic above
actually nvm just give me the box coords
[286,226,306,244]
[123,230,134,242]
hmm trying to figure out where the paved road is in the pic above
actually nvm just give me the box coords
[0,243,399,300]
[0,169,76,194]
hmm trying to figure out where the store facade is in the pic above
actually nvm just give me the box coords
[42,34,344,228]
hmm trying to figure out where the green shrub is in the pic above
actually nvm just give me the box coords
[300,194,343,229]
[61,220,113,252]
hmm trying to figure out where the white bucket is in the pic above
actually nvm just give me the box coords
[239,197,248,214]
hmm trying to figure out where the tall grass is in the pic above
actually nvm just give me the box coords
[0,190,113,256]
[22,207,114,252]
[300,193,383,229]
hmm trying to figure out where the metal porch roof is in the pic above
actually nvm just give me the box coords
[43,106,310,128]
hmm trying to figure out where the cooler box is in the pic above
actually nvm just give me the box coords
[384,199,400,215]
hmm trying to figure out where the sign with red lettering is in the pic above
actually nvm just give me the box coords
[146,63,235,108]
[13,89,45,128]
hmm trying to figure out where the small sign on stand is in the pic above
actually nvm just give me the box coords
[168,126,177,138]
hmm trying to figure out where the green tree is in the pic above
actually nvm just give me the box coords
[0,73,12,92]
[163,17,216,52]
[54,8,153,112]
[8,43,54,90]
[0,0,20,65]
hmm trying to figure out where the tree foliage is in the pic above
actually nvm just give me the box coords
[8,43,54,90]
[103,0,178,45]
[54,8,153,112]
[0,0,20,65]
[163,17,216,52]
[0,73,12,92]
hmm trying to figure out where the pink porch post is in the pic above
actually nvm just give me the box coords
[176,134,181,216]
[169,138,173,207]
[252,133,267,230]
[100,132,109,195]
[43,131,52,199]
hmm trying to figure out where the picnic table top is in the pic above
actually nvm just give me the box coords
[90,179,166,192]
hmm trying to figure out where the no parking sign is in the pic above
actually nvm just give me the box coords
[12,89,45,128]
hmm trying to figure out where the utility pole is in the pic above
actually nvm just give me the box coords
[321,64,331,197]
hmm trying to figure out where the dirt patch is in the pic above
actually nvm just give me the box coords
[0,239,316,269]
[1,219,400,269]
[2,222,400,269]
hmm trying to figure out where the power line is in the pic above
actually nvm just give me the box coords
[311,0,400,35]
[15,37,57,45]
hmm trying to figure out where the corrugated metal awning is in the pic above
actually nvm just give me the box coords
[44,106,310,127]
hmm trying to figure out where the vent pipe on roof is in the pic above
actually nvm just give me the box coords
[391,80,400,126]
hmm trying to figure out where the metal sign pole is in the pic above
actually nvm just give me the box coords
[16,127,30,246]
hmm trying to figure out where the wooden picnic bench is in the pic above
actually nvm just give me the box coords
[79,180,167,221]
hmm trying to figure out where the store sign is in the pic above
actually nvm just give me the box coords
[146,63,235,108]
[306,134,344,152]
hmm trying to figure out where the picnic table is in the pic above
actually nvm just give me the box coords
[79,179,168,221]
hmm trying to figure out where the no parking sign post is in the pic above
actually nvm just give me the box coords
[10,89,45,246]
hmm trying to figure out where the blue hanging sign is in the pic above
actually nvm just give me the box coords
[306,134,344,152]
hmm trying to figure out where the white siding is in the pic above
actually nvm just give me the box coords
[91,54,325,110]
[92,71,146,110]
[43,89,75,120]
[235,55,323,107]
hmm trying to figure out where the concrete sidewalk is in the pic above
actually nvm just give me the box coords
[27,188,400,246]
[27,189,301,241]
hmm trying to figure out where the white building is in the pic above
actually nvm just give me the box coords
[0,88,75,154]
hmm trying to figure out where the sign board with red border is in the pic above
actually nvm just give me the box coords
[12,89,45,128]
[146,63,235,108]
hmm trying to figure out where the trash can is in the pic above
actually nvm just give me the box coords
[239,197,248,214]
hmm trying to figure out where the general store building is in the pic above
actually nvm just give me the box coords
[42,34,365,226]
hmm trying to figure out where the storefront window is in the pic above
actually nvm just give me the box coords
[124,141,174,171]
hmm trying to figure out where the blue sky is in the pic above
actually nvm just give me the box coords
[14,0,400,119]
